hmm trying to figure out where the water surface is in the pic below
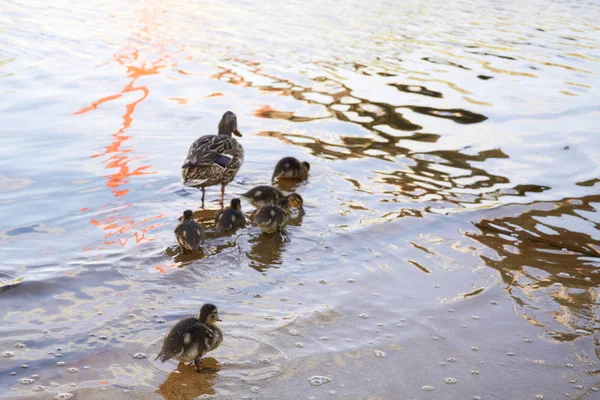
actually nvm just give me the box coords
[1,0,600,399]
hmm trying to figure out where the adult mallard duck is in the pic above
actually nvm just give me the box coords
[182,111,244,206]
[155,303,223,371]
[215,198,246,232]
[174,210,205,253]
[254,198,291,235]
[241,186,305,214]
[272,157,310,182]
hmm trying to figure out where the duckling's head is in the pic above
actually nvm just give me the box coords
[301,161,310,173]
[277,198,291,212]
[183,210,193,220]
[286,193,305,215]
[218,111,242,137]
[198,303,222,325]
[230,198,242,211]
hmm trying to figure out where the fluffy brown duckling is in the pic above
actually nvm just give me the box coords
[174,210,205,253]
[155,303,223,371]
[214,198,246,232]
[272,157,310,182]
[242,186,305,214]
[254,198,291,235]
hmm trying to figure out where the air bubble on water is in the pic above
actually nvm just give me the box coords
[50,382,59,387]
[251,387,259,393]
[574,329,592,335]
[565,363,574,368]
[569,379,577,384]
[359,314,369,319]
[260,358,270,364]
[197,394,213,400]
[2,351,15,358]
[133,353,147,359]
[156,319,166,324]
[374,350,385,358]
[280,297,289,302]
[57,362,65,366]
[56,347,63,352]
[289,329,299,336]
[320,336,329,341]
[535,396,544,400]
[265,315,275,321]
[490,301,499,305]
[376,323,383,327]
[386,334,394,338]
[462,324,468,328]
[591,387,598,391]
[447,358,456,362]
[32,374,39,379]
[15,343,25,349]
[434,284,441,288]
[55,394,74,400]
[399,318,406,322]
[471,347,479,351]
[422,386,435,391]
[83,366,91,370]
[575,385,583,390]
[444,377,457,384]
[309,376,332,386]
[471,370,480,375]
[56,353,63,357]
[428,316,434,320]
[99,335,108,340]
[474,397,482,400]
[471,316,480,320]
[128,314,135,318]
[296,342,304,348]
[523,338,533,343]
[20,378,34,384]
[20,364,28,368]
[345,338,353,342]
[447,309,455,313]
[70,383,76,387]
[506,352,515,356]
[318,279,327,284]
[397,324,404,328]
[34,385,45,391]
[439,362,447,366]
[68,368,78,373]
[10,372,16,376]
[347,279,355,283]
[432,336,439,341]
[557,272,570,278]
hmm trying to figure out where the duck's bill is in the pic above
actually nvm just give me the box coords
[217,318,223,322]
[233,129,242,137]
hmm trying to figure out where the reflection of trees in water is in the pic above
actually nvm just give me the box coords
[212,59,548,211]
[468,195,600,342]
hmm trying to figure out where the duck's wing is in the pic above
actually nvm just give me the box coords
[155,317,200,362]
[183,135,240,169]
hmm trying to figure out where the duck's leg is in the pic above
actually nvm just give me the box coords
[194,356,203,371]
[201,187,206,207]
[220,184,226,208]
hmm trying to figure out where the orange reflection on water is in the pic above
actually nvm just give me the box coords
[74,4,181,248]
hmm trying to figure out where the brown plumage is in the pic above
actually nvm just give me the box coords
[174,210,204,253]
[242,186,305,214]
[254,198,291,234]
[155,303,223,371]
[272,157,310,182]
[215,198,246,232]
[182,111,244,206]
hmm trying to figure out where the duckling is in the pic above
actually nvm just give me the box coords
[272,157,310,182]
[242,186,305,214]
[155,303,223,371]
[215,198,246,232]
[254,198,291,235]
[182,111,244,206]
[174,210,204,253]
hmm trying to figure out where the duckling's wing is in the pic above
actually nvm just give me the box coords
[183,135,239,168]
[254,206,274,225]
[174,223,186,249]
[234,210,246,228]
[185,221,204,247]
[242,186,282,201]
[155,317,200,362]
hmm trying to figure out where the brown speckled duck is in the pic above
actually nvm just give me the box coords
[155,303,223,371]
[182,111,244,206]
[214,198,246,232]
[174,210,205,253]
[254,198,291,235]
[272,157,310,182]
[242,186,305,214]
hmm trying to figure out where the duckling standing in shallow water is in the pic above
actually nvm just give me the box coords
[182,111,244,206]
[174,210,205,253]
[215,198,246,232]
[254,198,291,236]
[272,157,310,182]
[242,186,305,214]
[155,303,223,371]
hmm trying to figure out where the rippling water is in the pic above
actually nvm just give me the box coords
[1,0,600,399]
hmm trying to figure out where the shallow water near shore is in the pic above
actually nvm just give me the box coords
[1,0,600,399]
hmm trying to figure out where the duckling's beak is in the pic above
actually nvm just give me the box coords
[217,318,223,322]
[299,206,305,216]
[233,129,242,137]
